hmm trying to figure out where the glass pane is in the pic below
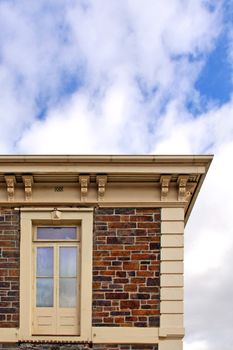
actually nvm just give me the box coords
[37,227,76,240]
[60,247,77,277]
[59,278,77,307]
[36,278,53,307]
[37,247,53,277]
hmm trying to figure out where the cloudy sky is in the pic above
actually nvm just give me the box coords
[0,0,233,348]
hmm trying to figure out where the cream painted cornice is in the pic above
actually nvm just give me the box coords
[0,155,213,224]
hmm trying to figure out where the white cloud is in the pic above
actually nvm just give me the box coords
[184,340,209,350]
[0,0,219,154]
[153,98,233,349]
[1,1,232,349]
[0,0,221,153]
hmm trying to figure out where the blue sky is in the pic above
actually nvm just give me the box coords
[0,1,233,349]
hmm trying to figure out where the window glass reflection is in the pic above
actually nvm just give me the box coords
[37,247,53,277]
[36,278,53,307]
[60,247,77,277]
[59,278,76,308]
[37,227,76,240]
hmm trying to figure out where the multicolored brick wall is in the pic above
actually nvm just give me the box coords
[0,206,161,349]
[0,209,20,328]
[0,343,158,350]
[93,345,158,350]
[93,208,161,327]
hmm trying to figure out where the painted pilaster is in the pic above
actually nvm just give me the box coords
[159,208,185,350]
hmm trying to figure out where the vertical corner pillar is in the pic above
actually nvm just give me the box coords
[159,339,183,350]
[159,207,185,350]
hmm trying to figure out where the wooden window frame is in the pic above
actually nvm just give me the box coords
[32,230,80,335]
[19,208,93,342]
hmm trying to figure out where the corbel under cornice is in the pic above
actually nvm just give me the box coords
[22,175,33,201]
[0,155,213,224]
[160,176,171,201]
[4,175,16,202]
[96,175,107,201]
[79,175,90,202]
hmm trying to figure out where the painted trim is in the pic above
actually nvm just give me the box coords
[0,155,212,224]
[0,326,185,343]
[0,328,18,342]
[92,327,159,343]
[19,209,93,342]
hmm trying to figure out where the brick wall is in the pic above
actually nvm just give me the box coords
[93,345,158,350]
[0,343,158,350]
[0,209,20,327]
[93,208,160,327]
[0,206,161,347]
[0,344,91,350]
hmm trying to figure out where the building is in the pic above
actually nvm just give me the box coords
[0,155,212,350]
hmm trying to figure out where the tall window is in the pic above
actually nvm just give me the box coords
[20,209,92,341]
[33,226,80,335]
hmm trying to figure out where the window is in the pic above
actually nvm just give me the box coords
[33,227,80,335]
[19,208,93,342]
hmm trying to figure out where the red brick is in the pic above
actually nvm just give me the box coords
[97,244,124,251]
[123,262,139,270]
[108,222,136,229]
[0,241,16,247]
[101,270,115,276]
[120,216,130,222]
[137,271,153,277]
[125,245,148,251]
[131,278,146,284]
[132,253,157,260]
[0,270,8,276]
[136,208,160,214]
[120,300,140,309]
[114,317,124,324]
[132,309,159,316]
[95,215,121,222]
[124,284,137,292]
[111,251,130,257]
[8,270,19,277]
[137,222,160,229]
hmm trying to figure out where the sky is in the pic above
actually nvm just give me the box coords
[0,0,233,348]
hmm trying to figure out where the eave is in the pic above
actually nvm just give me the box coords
[0,155,213,224]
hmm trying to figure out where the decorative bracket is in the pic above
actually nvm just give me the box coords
[178,175,189,201]
[51,209,62,220]
[160,175,171,201]
[79,175,90,202]
[96,175,107,201]
[185,182,196,202]
[4,176,16,202]
[22,175,33,201]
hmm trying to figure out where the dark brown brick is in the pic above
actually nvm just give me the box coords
[105,293,129,300]
[107,237,134,244]
[114,208,135,214]
[137,222,160,229]
[150,242,160,250]
[108,222,136,229]
[130,215,153,222]
[147,278,160,286]
[96,208,114,215]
